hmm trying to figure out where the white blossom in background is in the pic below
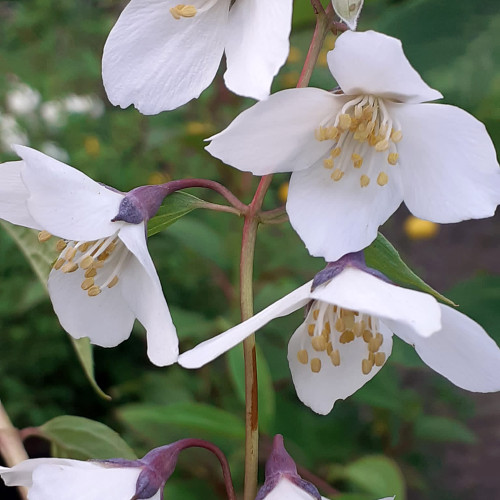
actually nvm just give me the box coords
[0,113,28,152]
[6,81,41,116]
[331,0,364,30]
[102,0,293,114]
[207,30,500,262]
[180,260,500,415]
[63,94,105,118]
[0,146,178,366]
[40,141,70,163]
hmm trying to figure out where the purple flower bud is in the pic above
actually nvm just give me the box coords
[112,185,169,224]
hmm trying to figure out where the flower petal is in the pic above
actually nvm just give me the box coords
[224,0,292,100]
[265,477,317,500]
[179,281,313,368]
[102,0,229,114]
[389,102,500,222]
[206,89,343,175]
[312,267,441,338]
[286,158,403,262]
[0,160,40,229]
[394,304,500,392]
[16,146,123,241]
[327,31,442,103]
[118,224,178,366]
[29,463,141,500]
[288,317,393,414]
[47,264,136,348]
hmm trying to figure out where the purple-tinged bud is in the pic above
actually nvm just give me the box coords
[312,251,390,291]
[112,185,169,224]
[255,435,321,500]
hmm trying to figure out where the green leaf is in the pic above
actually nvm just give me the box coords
[227,343,276,433]
[118,402,245,446]
[343,455,406,500]
[39,415,137,460]
[364,233,455,306]
[0,221,110,399]
[414,415,476,444]
[147,191,205,237]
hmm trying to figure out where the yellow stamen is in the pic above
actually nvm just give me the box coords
[87,286,101,297]
[374,352,386,366]
[330,349,341,366]
[64,247,77,261]
[339,330,355,344]
[331,169,344,181]
[80,255,94,270]
[310,358,322,373]
[387,153,399,165]
[311,336,327,352]
[61,262,78,273]
[362,358,374,375]
[54,258,65,270]
[375,139,389,152]
[338,114,352,130]
[391,130,403,143]
[307,324,315,336]
[360,174,370,187]
[351,153,363,168]
[331,147,341,158]
[323,157,334,169]
[170,4,197,19]
[377,172,389,186]
[107,276,119,289]
[55,239,67,252]
[313,309,320,320]
[38,230,52,243]
[81,278,94,291]
[84,267,97,278]
[297,350,309,364]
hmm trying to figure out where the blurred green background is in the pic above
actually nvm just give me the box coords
[1,0,500,499]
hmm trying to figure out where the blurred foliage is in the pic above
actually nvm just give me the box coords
[0,0,499,499]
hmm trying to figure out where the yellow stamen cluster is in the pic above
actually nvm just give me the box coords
[170,4,197,19]
[40,232,125,297]
[315,95,403,189]
[296,302,386,376]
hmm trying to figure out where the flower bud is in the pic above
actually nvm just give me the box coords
[331,0,364,30]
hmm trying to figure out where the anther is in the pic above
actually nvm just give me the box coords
[311,336,327,352]
[80,255,94,269]
[107,276,119,289]
[375,139,389,152]
[343,311,355,330]
[323,157,334,169]
[360,175,370,187]
[38,230,52,243]
[87,286,101,297]
[54,258,65,270]
[313,309,319,320]
[351,153,363,168]
[377,172,389,186]
[335,317,344,332]
[387,153,399,165]
[64,247,77,261]
[362,358,374,375]
[330,350,341,366]
[362,330,373,343]
[331,169,344,182]
[61,262,78,273]
[391,130,403,143]
[84,267,97,278]
[331,147,341,158]
[310,358,322,373]
[81,278,94,291]
[170,4,197,19]
[374,352,386,366]
[297,350,308,364]
[338,114,352,130]
[307,324,315,336]
[55,239,67,252]
[339,330,354,344]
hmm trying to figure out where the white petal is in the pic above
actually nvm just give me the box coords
[118,224,178,366]
[102,0,229,114]
[224,0,292,100]
[0,161,40,229]
[16,146,124,241]
[327,31,442,103]
[331,0,364,30]
[312,267,441,338]
[47,264,136,348]
[206,89,343,175]
[286,157,403,261]
[395,304,500,392]
[265,477,316,500]
[29,463,141,500]
[178,281,313,368]
[288,318,393,414]
[389,102,500,222]
[0,459,92,488]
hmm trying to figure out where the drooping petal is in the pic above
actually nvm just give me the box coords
[206,89,344,175]
[264,477,317,500]
[102,0,229,115]
[47,263,136,348]
[16,146,124,241]
[288,318,393,414]
[0,161,40,229]
[327,31,442,103]
[118,224,178,366]
[286,158,403,262]
[29,463,141,500]
[224,0,292,100]
[394,304,500,392]
[388,102,500,222]
[312,267,441,338]
[178,281,313,368]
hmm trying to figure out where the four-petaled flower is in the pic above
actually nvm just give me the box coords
[206,30,500,262]
[179,255,500,414]
[102,0,293,114]
[0,146,178,366]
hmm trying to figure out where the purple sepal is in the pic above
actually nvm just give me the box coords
[111,185,169,224]
[312,251,391,291]
[255,435,321,500]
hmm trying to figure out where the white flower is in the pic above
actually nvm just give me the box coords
[206,30,500,262]
[0,114,28,152]
[0,458,161,500]
[102,0,293,114]
[0,145,178,366]
[179,264,500,415]
[331,0,364,30]
[6,82,41,116]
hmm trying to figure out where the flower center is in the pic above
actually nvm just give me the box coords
[315,95,402,188]
[38,230,129,298]
[296,301,387,375]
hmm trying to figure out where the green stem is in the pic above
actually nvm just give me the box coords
[240,6,335,499]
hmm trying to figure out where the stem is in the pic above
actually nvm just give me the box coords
[0,400,29,500]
